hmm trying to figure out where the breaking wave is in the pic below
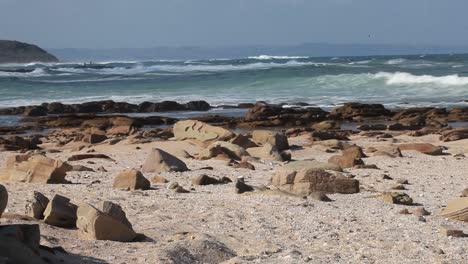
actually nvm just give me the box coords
[374,72,468,86]
[248,55,310,60]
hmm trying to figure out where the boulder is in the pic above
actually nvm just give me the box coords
[76,201,136,242]
[252,130,289,151]
[440,197,468,222]
[0,224,63,264]
[173,120,235,144]
[142,148,189,173]
[330,103,392,121]
[5,155,72,184]
[229,134,258,149]
[328,146,365,169]
[0,184,7,218]
[25,191,49,220]
[198,141,249,161]
[272,163,358,195]
[246,144,290,162]
[192,175,222,185]
[113,169,151,190]
[399,143,443,155]
[43,194,78,227]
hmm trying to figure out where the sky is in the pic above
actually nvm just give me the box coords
[0,0,467,49]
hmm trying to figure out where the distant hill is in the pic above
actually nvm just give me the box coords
[0,40,58,64]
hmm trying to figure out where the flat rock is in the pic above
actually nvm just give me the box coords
[67,153,113,161]
[399,143,443,156]
[173,120,235,144]
[198,141,249,161]
[4,155,72,184]
[440,197,468,222]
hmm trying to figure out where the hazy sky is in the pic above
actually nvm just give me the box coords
[1,0,467,48]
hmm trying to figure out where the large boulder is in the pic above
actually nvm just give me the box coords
[399,143,443,156]
[328,146,365,169]
[0,224,63,264]
[113,169,151,190]
[76,201,136,242]
[0,184,7,218]
[440,197,468,222]
[272,165,359,195]
[252,130,289,151]
[142,148,189,173]
[198,141,249,161]
[4,155,72,184]
[43,194,78,228]
[173,120,235,144]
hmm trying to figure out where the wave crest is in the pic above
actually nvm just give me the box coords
[374,72,468,86]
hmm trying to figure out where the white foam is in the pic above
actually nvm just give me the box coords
[385,58,406,65]
[248,55,309,60]
[374,72,468,86]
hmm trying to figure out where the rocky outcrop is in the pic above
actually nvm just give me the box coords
[77,201,136,242]
[142,148,189,173]
[113,169,151,190]
[173,120,235,144]
[330,103,393,121]
[0,40,58,63]
[242,102,328,127]
[440,128,468,142]
[2,155,72,184]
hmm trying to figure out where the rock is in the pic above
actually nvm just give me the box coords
[399,209,411,214]
[252,130,289,151]
[71,165,95,172]
[461,188,468,197]
[5,155,72,184]
[246,144,290,161]
[76,201,136,242]
[397,179,409,184]
[439,225,466,237]
[198,141,249,161]
[6,154,32,168]
[156,234,237,264]
[192,175,222,185]
[0,136,41,151]
[312,121,340,131]
[328,146,365,169]
[142,148,189,173]
[67,153,113,161]
[152,175,169,184]
[25,191,49,220]
[0,224,63,264]
[381,192,413,205]
[412,207,430,216]
[366,145,402,158]
[399,143,443,156]
[272,166,360,195]
[113,169,151,190]
[229,134,258,149]
[392,184,406,190]
[81,133,108,144]
[440,128,468,142]
[357,124,388,131]
[43,194,78,227]
[174,186,190,193]
[440,197,468,222]
[173,120,235,144]
[185,100,211,111]
[309,139,347,150]
[0,184,7,218]
[235,177,254,194]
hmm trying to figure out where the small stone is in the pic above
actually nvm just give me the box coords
[167,182,179,190]
[461,188,468,197]
[310,192,332,202]
[418,216,426,222]
[174,186,190,193]
[235,177,254,194]
[192,174,222,185]
[382,174,393,180]
[396,179,409,184]
[151,175,169,184]
[382,192,413,205]
[440,225,465,237]
[112,169,150,191]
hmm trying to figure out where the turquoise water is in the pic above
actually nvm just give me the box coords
[1,54,468,108]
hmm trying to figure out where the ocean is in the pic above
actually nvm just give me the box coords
[1,54,468,109]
